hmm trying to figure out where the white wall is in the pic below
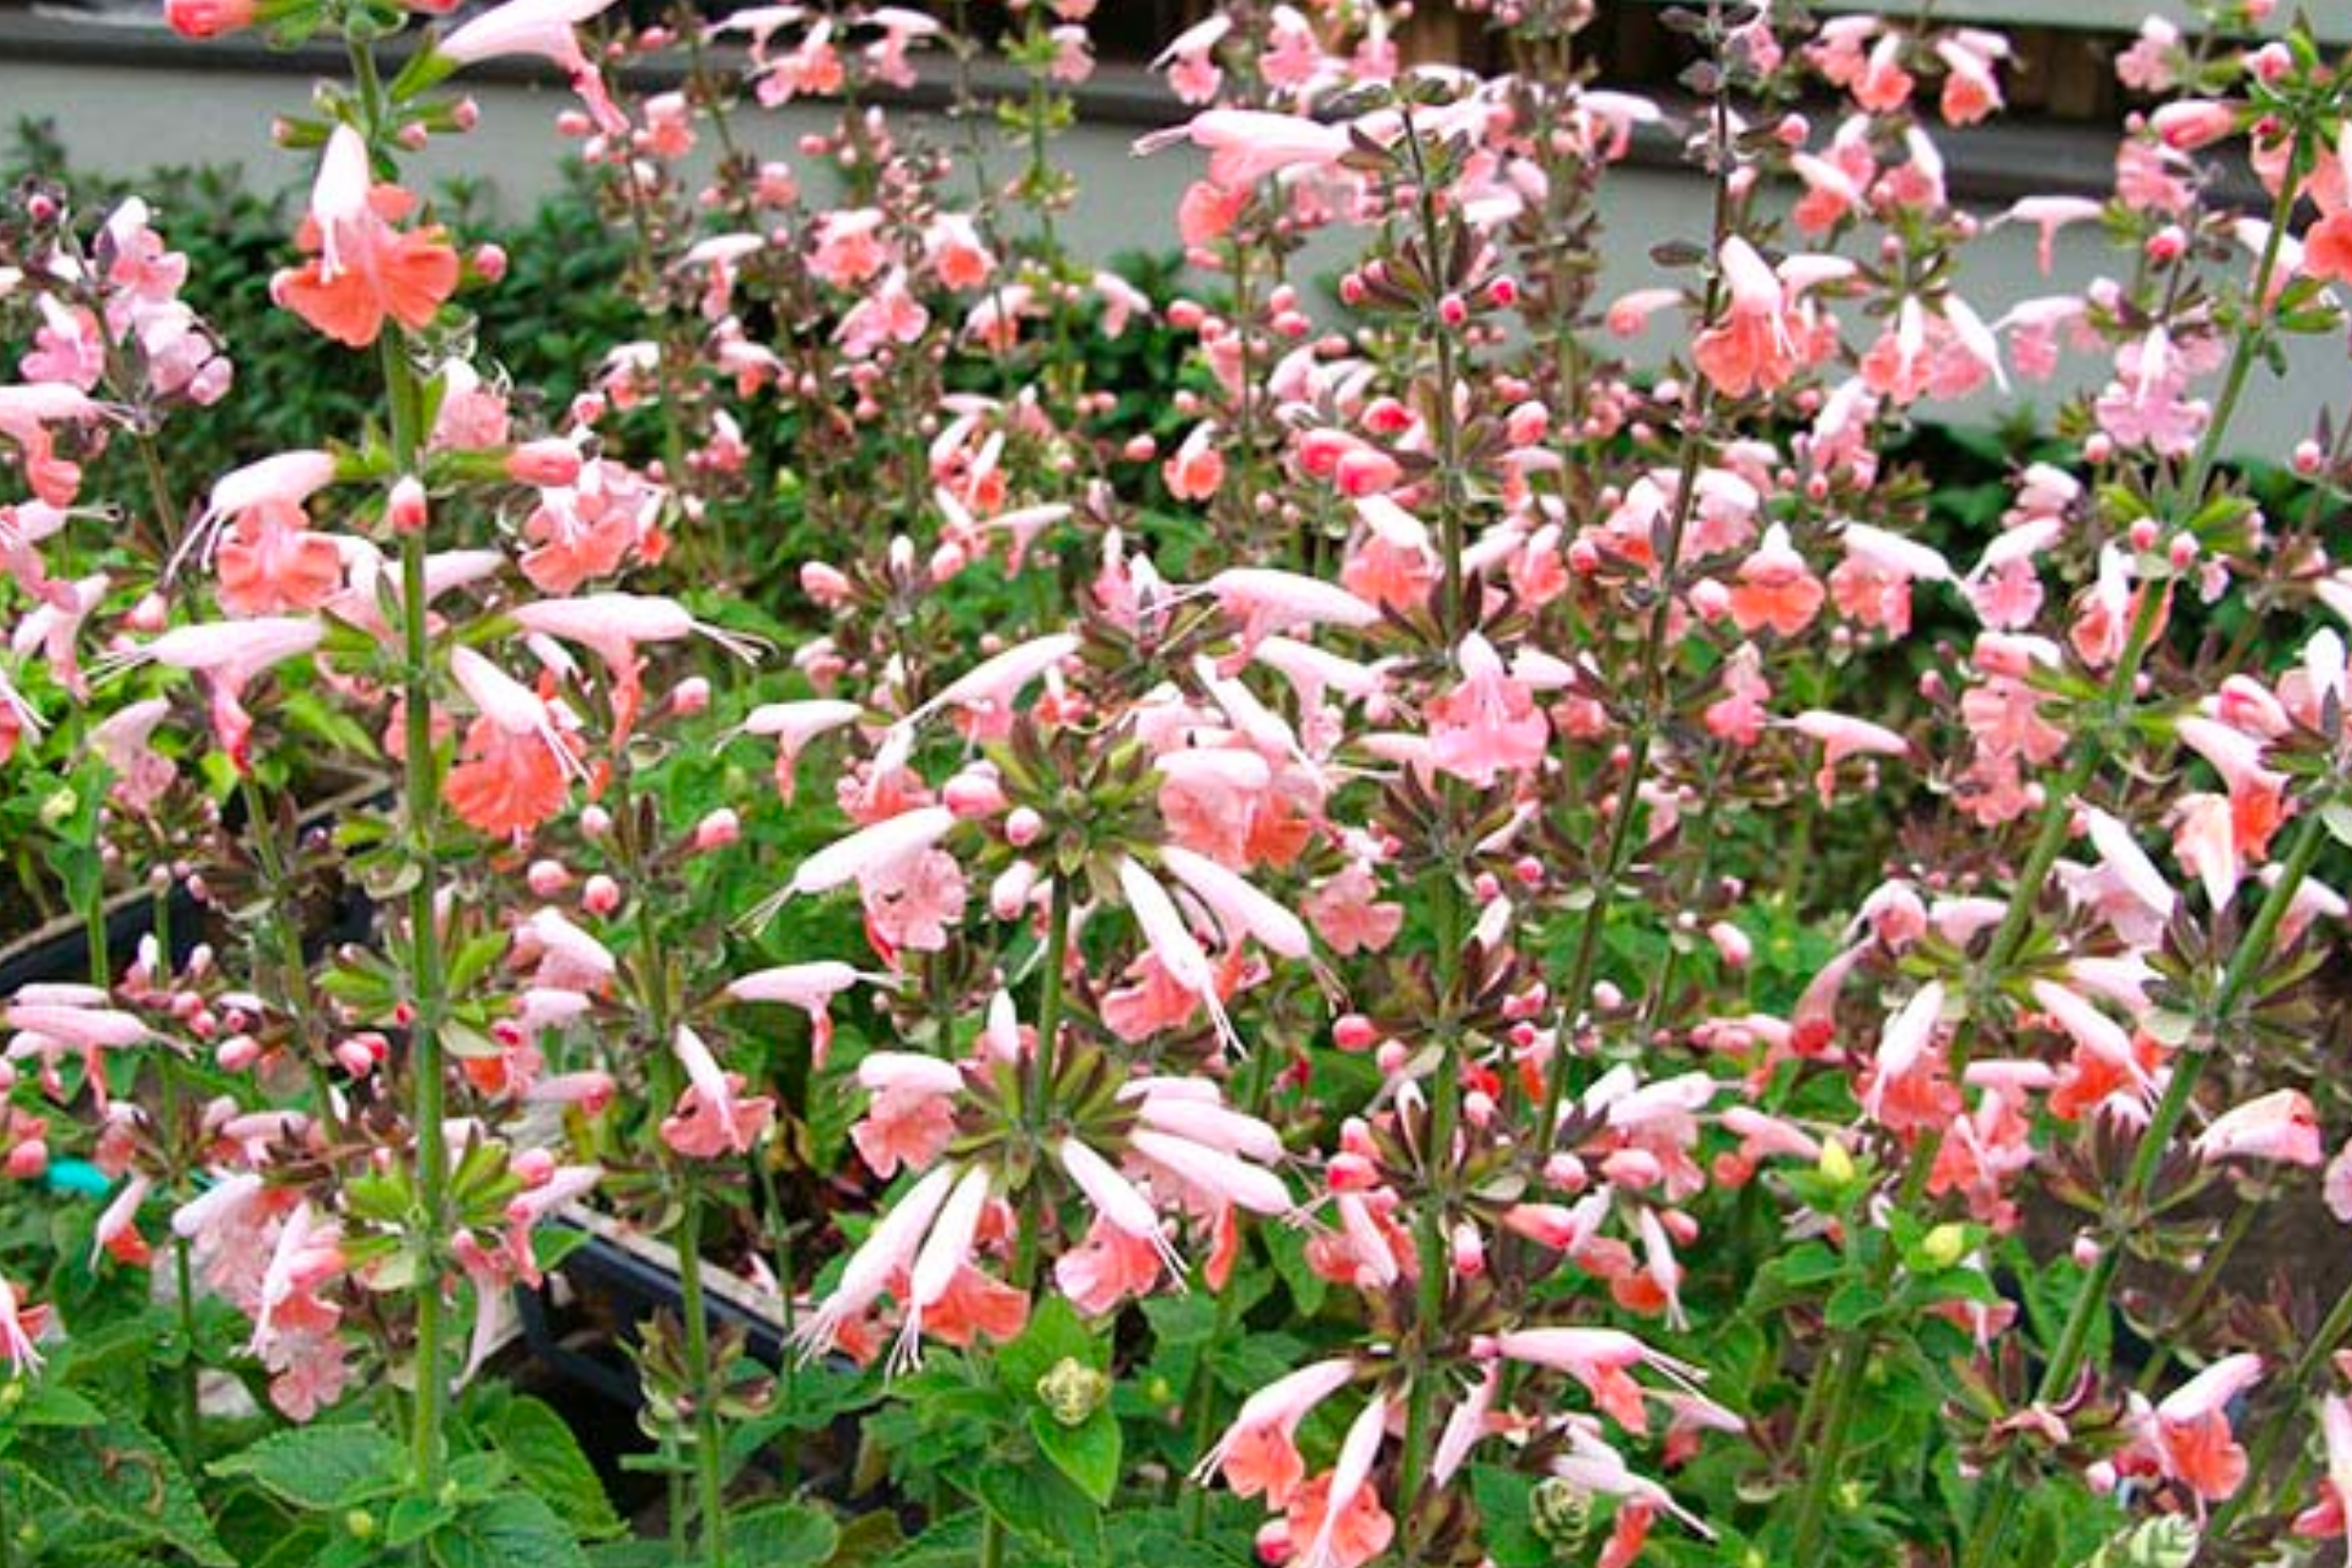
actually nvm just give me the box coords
[3,46,2342,456]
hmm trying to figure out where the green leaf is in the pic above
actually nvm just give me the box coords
[430,1494,590,1568]
[480,1394,622,1539]
[212,1422,405,1511]
[726,1501,840,1567]
[1029,1405,1121,1506]
[1000,1294,1105,1395]
[16,1381,106,1428]
[1824,1280,1885,1331]
[24,1406,234,1566]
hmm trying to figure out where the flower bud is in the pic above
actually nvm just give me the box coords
[507,439,583,488]
[1036,1357,1110,1426]
[1920,1222,1967,1270]
[693,809,740,852]
[582,874,621,916]
[1004,807,1044,847]
[387,475,428,535]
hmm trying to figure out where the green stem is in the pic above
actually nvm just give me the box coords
[1956,132,2314,1568]
[154,887,203,1470]
[675,1182,730,1568]
[1962,808,2332,1568]
[984,877,1073,1568]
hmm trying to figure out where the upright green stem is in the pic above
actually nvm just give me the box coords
[1533,76,1733,1150]
[1954,132,2313,1568]
[152,886,203,1469]
[1964,810,2333,1568]
[985,878,1073,1568]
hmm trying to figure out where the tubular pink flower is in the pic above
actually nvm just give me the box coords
[1193,1357,1359,1493]
[904,633,1080,727]
[794,1162,959,1364]
[772,806,959,919]
[2193,1090,2323,1166]
[1058,1138,1185,1278]
[1134,109,1350,190]
[897,1161,994,1371]
[1301,1392,1391,1568]
[1864,982,1945,1121]
[730,962,880,1065]
[1117,856,1241,1054]
[449,646,586,781]
[440,0,629,135]
[1157,844,1312,960]
[855,1051,966,1100]
[1130,1128,1291,1216]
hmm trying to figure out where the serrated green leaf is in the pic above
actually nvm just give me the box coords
[479,1394,621,1538]
[726,1501,839,1567]
[212,1422,404,1511]
[430,1494,589,1568]
[1030,1405,1120,1506]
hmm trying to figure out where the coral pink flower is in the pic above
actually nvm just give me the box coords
[445,647,583,838]
[0,1272,54,1373]
[1163,420,1225,502]
[441,0,628,136]
[1726,525,1825,637]
[98,616,324,774]
[1196,1359,1359,1506]
[1136,108,1350,191]
[1301,862,1403,955]
[2307,213,2352,285]
[794,1163,960,1363]
[2292,1395,2352,1539]
[165,0,258,38]
[2193,1089,2323,1167]
[271,126,459,350]
[1692,238,1797,398]
[660,1025,775,1159]
[215,499,344,617]
[1789,710,1909,805]
[728,961,876,1069]
[1483,1328,1707,1436]
[2130,1354,2264,1504]
[1428,634,1548,787]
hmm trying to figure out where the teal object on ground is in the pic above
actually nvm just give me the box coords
[47,1157,109,1198]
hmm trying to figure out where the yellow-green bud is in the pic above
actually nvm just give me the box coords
[1818,1138,1856,1187]
[1921,1223,1967,1270]
[38,788,78,830]
[1036,1357,1110,1427]
[345,1511,377,1540]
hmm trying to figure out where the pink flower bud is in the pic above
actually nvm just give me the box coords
[217,1034,260,1071]
[669,676,711,717]
[802,562,853,606]
[2129,518,2159,551]
[694,809,740,851]
[335,1039,379,1077]
[127,592,169,633]
[1333,1014,1379,1052]
[1708,921,1752,968]
[1004,807,1044,847]
[1375,1040,1408,1076]
[583,875,621,916]
[2151,100,2238,152]
[472,243,509,283]
[513,1147,557,1185]
[2293,440,2323,475]
[387,475,428,535]
[527,859,571,897]
[943,771,1007,818]
[7,1141,48,1179]
[581,806,613,839]
[507,439,583,488]
[1439,293,1470,327]
[1592,981,1625,1011]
